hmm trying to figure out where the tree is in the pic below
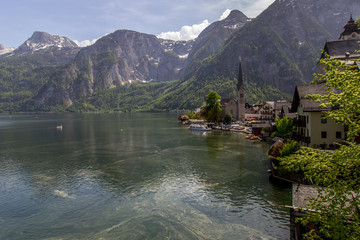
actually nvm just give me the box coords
[205,91,222,123]
[279,56,360,239]
[272,116,295,140]
[224,113,233,124]
[205,91,221,111]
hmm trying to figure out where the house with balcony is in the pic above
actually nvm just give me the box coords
[291,84,345,149]
[290,15,359,149]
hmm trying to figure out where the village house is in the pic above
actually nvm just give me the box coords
[274,100,293,119]
[291,84,346,149]
[291,15,359,149]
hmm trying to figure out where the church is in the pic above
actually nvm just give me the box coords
[220,57,246,122]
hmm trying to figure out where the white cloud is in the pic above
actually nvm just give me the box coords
[73,38,99,47]
[157,19,210,41]
[219,9,232,20]
[157,8,236,41]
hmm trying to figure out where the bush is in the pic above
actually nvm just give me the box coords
[224,113,233,124]
[279,140,300,157]
[186,112,197,119]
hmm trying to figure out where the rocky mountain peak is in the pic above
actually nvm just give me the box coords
[223,10,251,26]
[11,31,79,56]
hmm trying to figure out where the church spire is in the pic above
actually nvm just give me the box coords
[237,57,244,91]
[339,13,360,40]
[349,13,355,24]
[236,57,245,122]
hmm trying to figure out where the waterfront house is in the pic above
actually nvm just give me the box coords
[291,16,359,149]
[291,84,345,149]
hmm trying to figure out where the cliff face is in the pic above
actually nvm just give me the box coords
[34,30,192,105]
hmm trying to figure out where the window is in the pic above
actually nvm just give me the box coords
[306,115,309,123]
[321,131,327,138]
[321,116,327,124]
[336,131,342,139]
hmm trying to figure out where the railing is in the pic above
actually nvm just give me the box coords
[295,134,310,144]
[293,119,306,128]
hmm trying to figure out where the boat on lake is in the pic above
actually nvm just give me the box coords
[189,124,212,131]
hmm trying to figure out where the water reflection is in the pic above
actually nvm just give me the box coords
[0,113,290,239]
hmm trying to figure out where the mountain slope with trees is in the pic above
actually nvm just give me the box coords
[0,0,359,112]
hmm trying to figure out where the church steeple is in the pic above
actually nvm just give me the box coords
[237,57,244,91]
[236,57,245,121]
[339,13,360,40]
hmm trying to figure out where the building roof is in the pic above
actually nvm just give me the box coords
[281,105,297,118]
[321,40,360,60]
[274,101,291,111]
[291,83,331,112]
[220,98,235,105]
[340,14,360,39]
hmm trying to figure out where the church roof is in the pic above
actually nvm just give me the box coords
[340,14,360,39]
[220,98,235,105]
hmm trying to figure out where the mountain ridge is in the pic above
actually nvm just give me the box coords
[1,2,360,113]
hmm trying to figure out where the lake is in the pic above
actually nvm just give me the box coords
[0,113,291,239]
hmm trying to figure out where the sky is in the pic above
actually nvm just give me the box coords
[0,0,275,48]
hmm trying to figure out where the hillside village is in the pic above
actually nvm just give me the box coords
[185,15,360,148]
[181,15,360,239]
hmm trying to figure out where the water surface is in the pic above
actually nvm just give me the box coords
[0,113,291,239]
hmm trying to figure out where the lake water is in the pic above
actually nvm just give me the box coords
[0,113,291,239]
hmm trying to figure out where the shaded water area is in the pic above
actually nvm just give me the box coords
[0,113,291,239]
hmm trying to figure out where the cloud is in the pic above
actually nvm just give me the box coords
[219,9,232,20]
[157,20,210,41]
[157,8,233,41]
[73,38,99,47]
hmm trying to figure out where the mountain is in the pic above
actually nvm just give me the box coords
[32,11,249,108]
[5,31,80,64]
[0,32,81,112]
[153,0,360,110]
[1,0,360,113]
[0,44,15,55]
[182,10,250,74]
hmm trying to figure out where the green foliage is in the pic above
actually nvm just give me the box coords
[357,16,360,27]
[280,144,360,239]
[204,91,222,123]
[0,54,58,112]
[205,91,221,110]
[273,116,295,139]
[207,101,222,123]
[279,140,299,157]
[224,113,233,124]
[186,112,197,119]
[279,55,360,239]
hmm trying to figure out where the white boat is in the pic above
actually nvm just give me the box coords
[189,124,212,131]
